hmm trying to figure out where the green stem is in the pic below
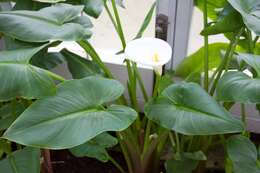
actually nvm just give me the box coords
[133,63,149,102]
[153,72,161,97]
[203,0,209,91]
[174,132,181,154]
[253,36,259,47]
[108,154,127,173]
[143,120,152,156]
[44,70,66,82]
[104,1,118,31]
[77,40,114,78]
[111,0,126,49]
[246,28,254,53]
[117,133,134,173]
[209,28,244,95]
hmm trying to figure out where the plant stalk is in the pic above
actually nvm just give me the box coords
[203,0,209,91]
[209,28,244,95]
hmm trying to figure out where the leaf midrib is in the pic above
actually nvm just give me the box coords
[6,107,106,135]
[0,12,60,26]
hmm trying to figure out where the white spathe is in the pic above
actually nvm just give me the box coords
[125,37,172,69]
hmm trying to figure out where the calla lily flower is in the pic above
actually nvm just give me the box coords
[125,37,172,74]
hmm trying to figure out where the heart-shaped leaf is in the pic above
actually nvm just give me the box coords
[70,132,118,162]
[145,82,244,135]
[0,3,91,42]
[217,71,260,103]
[0,147,40,173]
[227,135,260,173]
[228,0,260,35]
[3,76,137,149]
[0,45,58,101]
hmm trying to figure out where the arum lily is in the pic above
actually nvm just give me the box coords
[125,37,172,74]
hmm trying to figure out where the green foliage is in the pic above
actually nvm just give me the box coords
[165,151,206,173]
[227,135,260,173]
[201,4,244,35]
[175,43,229,78]
[0,3,92,42]
[0,147,40,173]
[0,101,26,130]
[3,76,137,149]
[70,132,118,162]
[145,82,244,135]
[216,71,260,103]
[229,0,260,35]
[0,45,57,101]
[236,53,260,77]
[61,48,103,79]
[195,0,228,20]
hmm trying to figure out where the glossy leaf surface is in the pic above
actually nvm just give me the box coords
[0,147,40,173]
[227,135,260,173]
[61,49,103,79]
[217,71,260,103]
[0,101,26,130]
[0,45,57,101]
[229,0,260,35]
[70,133,118,162]
[145,82,244,135]
[4,77,137,149]
[0,3,91,42]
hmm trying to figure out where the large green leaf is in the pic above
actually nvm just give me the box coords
[228,0,260,35]
[3,76,137,149]
[0,3,91,42]
[201,4,244,35]
[175,43,229,78]
[61,48,103,79]
[0,45,57,101]
[216,71,260,103]
[0,147,40,173]
[70,132,118,162]
[227,135,260,173]
[236,53,260,77]
[0,101,26,130]
[145,82,244,135]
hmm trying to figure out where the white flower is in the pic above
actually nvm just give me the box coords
[125,37,172,74]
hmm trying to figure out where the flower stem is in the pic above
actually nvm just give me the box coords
[203,0,209,91]
[153,72,161,97]
[111,0,126,49]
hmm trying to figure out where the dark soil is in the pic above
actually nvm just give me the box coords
[50,150,225,173]
[51,150,125,173]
